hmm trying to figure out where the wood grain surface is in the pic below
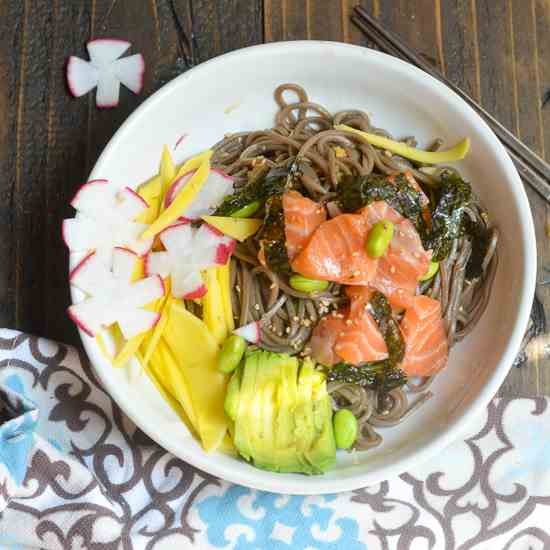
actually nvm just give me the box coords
[1,0,548,396]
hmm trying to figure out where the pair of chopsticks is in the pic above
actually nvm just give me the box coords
[352,6,550,203]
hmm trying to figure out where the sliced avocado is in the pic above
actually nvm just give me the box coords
[224,367,242,421]
[307,388,337,473]
[294,358,317,473]
[228,350,336,474]
[233,353,259,461]
[249,351,279,471]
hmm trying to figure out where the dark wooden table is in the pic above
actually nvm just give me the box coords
[1,0,548,396]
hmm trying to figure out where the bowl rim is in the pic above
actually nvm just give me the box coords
[72,40,537,494]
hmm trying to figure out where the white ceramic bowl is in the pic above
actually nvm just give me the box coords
[71,41,536,494]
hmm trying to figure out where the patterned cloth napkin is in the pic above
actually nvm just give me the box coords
[0,329,548,550]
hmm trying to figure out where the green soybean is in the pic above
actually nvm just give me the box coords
[218,335,247,373]
[333,409,358,450]
[419,260,439,281]
[230,201,261,218]
[365,219,394,258]
[289,275,330,294]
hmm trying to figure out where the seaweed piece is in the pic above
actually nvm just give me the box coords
[258,194,291,273]
[423,170,472,261]
[338,173,427,236]
[463,215,491,280]
[368,291,405,364]
[214,164,290,216]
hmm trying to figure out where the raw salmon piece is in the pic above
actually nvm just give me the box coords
[283,190,326,260]
[360,201,431,309]
[400,295,448,376]
[309,314,348,366]
[291,214,377,285]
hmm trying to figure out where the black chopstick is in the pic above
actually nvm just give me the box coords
[352,6,550,203]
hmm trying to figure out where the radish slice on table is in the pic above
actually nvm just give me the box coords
[63,179,154,267]
[233,322,261,344]
[165,169,233,220]
[145,222,235,299]
[66,39,144,108]
[68,252,165,339]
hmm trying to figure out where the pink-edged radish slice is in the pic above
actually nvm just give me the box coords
[70,179,110,214]
[64,179,154,264]
[68,253,165,339]
[66,57,99,97]
[96,73,120,109]
[233,321,260,344]
[117,309,161,340]
[172,269,206,299]
[165,169,233,220]
[67,39,144,108]
[117,187,148,220]
[112,54,145,94]
[69,252,117,296]
[158,222,193,254]
[112,247,138,283]
[192,223,236,266]
[87,39,131,67]
[144,250,171,278]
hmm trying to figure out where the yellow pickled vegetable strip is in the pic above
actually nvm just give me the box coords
[131,257,145,281]
[141,153,212,239]
[217,264,234,332]
[335,124,470,164]
[141,295,172,367]
[174,149,213,179]
[155,338,198,430]
[164,301,228,452]
[145,343,197,437]
[201,215,262,242]
[138,174,162,201]
[159,145,176,194]
[202,267,228,346]
[136,196,160,225]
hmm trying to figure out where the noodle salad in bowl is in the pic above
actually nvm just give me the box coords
[66,42,535,493]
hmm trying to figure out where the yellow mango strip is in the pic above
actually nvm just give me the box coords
[334,124,470,164]
[202,268,228,346]
[141,152,213,240]
[217,264,235,333]
[136,196,160,225]
[160,145,176,193]
[131,257,145,281]
[138,174,162,201]
[143,344,197,437]
[141,295,172,367]
[164,300,228,452]
[201,216,262,242]
[174,149,213,180]
[156,338,198,430]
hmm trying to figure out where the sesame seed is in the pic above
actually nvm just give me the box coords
[285,326,291,334]
[293,316,300,322]
[384,150,392,157]
[270,283,276,289]
[303,319,311,327]
[345,319,353,326]
[390,266,396,273]
[254,304,260,311]
[235,285,241,292]
[351,251,359,257]
[352,270,360,277]
[321,300,330,307]
[339,331,346,337]
[303,347,312,355]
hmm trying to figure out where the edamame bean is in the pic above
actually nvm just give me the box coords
[333,409,358,450]
[289,275,330,294]
[419,260,439,281]
[365,219,394,258]
[230,201,261,218]
[218,335,247,373]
